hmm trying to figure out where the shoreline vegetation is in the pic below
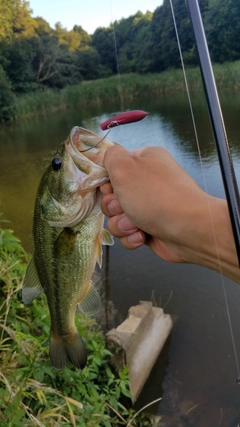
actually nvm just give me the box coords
[0,221,161,426]
[1,0,239,121]
[9,61,240,121]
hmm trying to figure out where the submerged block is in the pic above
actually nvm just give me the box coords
[106,301,173,402]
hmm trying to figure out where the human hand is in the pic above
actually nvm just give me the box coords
[100,144,240,282]
[100,145,208,263]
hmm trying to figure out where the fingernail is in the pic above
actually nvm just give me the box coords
[108,199,122,215]
[118,216,137,232]
[127,232,143,245]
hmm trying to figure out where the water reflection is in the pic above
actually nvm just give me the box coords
[1,93,240,426]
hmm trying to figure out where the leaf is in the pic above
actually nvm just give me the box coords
[35,388,47,405]
[120,382,132,398]
[65,400,76,427]
[64,396,83,409]
[38,406,67,420]
[12,390,22,409]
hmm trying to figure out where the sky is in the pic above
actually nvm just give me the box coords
[28,0,163,35]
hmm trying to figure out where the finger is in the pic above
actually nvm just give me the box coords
[119,231,146,250]
[106,214,138,238]
[100,182,113,196]
[103,145,130,181]
[101,193,123,217]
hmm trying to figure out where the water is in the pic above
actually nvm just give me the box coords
[1,92,240,426]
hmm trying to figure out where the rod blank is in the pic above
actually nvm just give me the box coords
[186,0,240,265]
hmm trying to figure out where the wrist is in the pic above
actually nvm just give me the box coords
[182,196,240,283]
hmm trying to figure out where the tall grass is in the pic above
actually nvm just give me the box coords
[0,219,161,427]
[14,61,240,119]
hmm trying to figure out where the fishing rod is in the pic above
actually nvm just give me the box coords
[186,0,240,265]
[183,0,240,384]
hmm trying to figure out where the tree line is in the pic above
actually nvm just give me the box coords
[0,0,239,119]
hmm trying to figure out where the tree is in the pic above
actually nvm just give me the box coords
[4,37,38,92]
[114,11,153,73]
[149,0,198,72]
[74,47,101,80]
[0,65,15,120]
[0,0,37,42]
[73,25,91,47]
[32,35,81,88]
[54,22,91,52]
[127,12,154,73]
[12,0,37,38]
[0,0,16,42]
[206,0,240,63]
[92,27,117,75]
[35,17,53,37]
[0,0,239,108]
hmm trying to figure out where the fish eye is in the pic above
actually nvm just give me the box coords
[52,157,62,171]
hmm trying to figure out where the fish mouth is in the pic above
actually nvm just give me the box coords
[65,126,114,191]
[44,127,114,227]
[69,126,114,167]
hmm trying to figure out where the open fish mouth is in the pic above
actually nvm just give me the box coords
[22,125,115,371]
[68,126,114,167]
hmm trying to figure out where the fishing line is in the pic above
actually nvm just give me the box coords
[109,0,124,111]
[169,0,240,379]
[79,129,111,152]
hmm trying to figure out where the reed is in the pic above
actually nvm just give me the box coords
[14,61,240,119]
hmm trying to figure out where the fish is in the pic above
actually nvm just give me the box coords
[22,126,114,370]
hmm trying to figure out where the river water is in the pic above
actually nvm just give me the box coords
[1,92,240,426]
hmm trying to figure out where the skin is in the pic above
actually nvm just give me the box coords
[100,145,240,284]
[23,128,114,370]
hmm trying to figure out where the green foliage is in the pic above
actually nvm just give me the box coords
[0,0,16,42]
[12,0,37,39]
[0,65,15,120]
[12,63,240,120]
[92,27,117,76]
[4,36,38,93]
[0,0,36,42]
[55,22,91,52]
[114,12,154,74]
[0,0,239,120]
[74,48,101,80]
[0,219,160,426]
[149,0,198,72]
[206,0,240,63]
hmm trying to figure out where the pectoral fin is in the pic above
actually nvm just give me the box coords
[22,257,44,304]
[77,281,101,316]
[96,229,114,267]
[100,229,114,246]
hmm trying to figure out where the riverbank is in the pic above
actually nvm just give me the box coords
[0,222,161,426]
[13,61,240,120]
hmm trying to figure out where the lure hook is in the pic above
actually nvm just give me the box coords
[79,129,111,152]
[79,110,148,152]
[100,110,148,130]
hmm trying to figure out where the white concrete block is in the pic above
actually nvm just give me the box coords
[106,301,173,402]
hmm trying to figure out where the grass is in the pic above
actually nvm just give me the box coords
[13,61,240,119]
[0,217,162,427]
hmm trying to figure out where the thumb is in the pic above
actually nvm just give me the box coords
[103,145,130,178]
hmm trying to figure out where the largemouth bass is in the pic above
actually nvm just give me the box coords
[22,127,114,370]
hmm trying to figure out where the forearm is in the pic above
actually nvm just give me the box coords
[179,196,240,283]
[101,145,240,284]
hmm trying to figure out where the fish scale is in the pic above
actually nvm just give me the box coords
[22,127,114,370]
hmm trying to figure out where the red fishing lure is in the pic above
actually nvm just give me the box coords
[100,110,149,130]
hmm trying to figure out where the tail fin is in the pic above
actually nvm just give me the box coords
[49,331,87,370]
